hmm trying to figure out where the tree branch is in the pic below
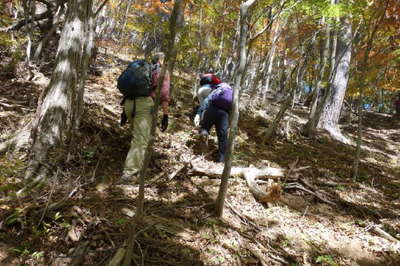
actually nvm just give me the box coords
[0,10,52,32]
[95,0,109,17]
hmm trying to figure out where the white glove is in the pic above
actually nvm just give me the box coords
[194,114,200,127]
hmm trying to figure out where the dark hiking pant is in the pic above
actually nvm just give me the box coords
[200,104,229,162]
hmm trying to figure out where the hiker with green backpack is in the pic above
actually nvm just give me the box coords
[117,52,170,183]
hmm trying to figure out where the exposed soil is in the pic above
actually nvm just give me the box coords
[0,49,399,266]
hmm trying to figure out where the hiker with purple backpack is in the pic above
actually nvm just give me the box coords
[194,82,233,163]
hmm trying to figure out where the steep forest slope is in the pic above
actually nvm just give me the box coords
[1,47,399,265]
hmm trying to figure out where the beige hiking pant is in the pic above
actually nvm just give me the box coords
[123,97,154,176]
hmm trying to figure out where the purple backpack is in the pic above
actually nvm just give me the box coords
[211,82,233,111]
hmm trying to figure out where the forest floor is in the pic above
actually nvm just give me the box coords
[1,48,400,266]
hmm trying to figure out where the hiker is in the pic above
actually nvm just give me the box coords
[196,73,221,102]
[118,52,170,183]
[194,82,233,163]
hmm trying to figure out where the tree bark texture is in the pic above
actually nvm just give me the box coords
[215,0,257,218]
[318,17,352,142]
[25,0,94,182]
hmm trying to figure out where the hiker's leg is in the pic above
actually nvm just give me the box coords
[215,108,229,162]
[124,99,134,122]
[123,97,154,176]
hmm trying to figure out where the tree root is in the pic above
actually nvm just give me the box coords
[0,122,32,155]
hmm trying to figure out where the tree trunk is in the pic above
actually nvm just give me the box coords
[310,18,330,117]
[33,5,65,61]
[23,0,34,67]
[318,16,352,143]
[264,58,303,141]
[24,0,94,184]
[215,0,257,218]
[353,0,388,180]
[303,17,331,137]
[265,94,293,140]
[117,0,133,39]
[214,17,225,70]
[249,51,267,98]
[260,18,286,101]
[261,39,277,101]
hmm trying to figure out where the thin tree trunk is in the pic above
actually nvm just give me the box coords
[74,3,95,129]
[261,39,277,101]
[121,1,186,265]
[117,0,133,39]
[215,0,257,218]
[33,5,64,61]
[310,17,331,117]
[353,96,363,179]
[353,0,388,180]
[260,18,287,101]
[303,17,331,137]
[265,93,293,140]
[265,58,303,140]
[23,0,33,67]
[215,18,225,70]
[23,0,94,185]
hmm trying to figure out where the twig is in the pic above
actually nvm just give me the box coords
[68,176,82,198]
[247,243,268,266]
[107,247,126,266]
[302,205,309,218]
[104,231,115,247]
[367,224,400,243]
[226,201,261,232]
[69,241,89,266]
[91,159,101,182]
[37,169,59,226]
[135,240,144,266]
[285,182,335,205]
[256,243,290,265]
[167,164,187,180]
[147,171,165,185]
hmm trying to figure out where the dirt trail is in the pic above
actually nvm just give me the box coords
[0,50,399,265]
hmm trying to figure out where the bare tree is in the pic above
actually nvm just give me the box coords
[215,0,257,218]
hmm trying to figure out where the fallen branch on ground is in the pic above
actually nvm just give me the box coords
[190,159,307,203]
[367,224,400,243]
[285,182,335,205]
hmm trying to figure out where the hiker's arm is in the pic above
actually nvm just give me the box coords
[197,95,211,116]
[159,70,170,115]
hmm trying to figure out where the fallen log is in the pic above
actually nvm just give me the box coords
[191,160,287,179]
[189,160,304,203]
